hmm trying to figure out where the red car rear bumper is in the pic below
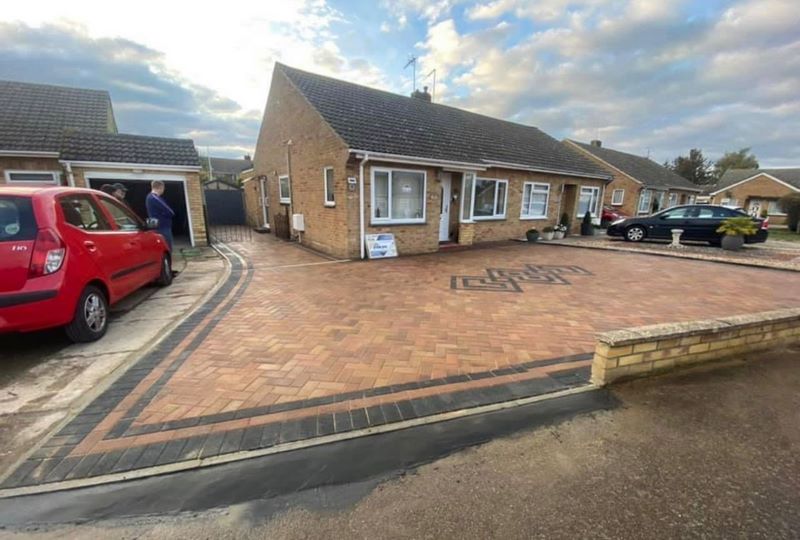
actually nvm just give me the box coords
[0,275,77,333]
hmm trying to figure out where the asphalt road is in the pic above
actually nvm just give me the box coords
[1,346,799,539]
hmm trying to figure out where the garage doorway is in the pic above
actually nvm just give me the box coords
[87,176,194,247]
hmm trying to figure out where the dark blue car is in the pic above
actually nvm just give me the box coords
[606,205,768,245]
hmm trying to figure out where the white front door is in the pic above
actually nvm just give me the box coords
[439,173,452,241]
[748,199,762,217]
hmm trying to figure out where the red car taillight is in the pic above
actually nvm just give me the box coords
[29,228,66,277]
[761,216,770,230]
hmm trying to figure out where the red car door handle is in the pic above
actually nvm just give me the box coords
[83,240,97,252]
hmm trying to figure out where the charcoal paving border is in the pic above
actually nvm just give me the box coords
[0,244,593,491]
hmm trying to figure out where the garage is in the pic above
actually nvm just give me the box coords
[59,131,206,247]
[87,176,193,247]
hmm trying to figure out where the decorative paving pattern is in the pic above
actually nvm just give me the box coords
[3,236,800,491]
[451,264,592,292]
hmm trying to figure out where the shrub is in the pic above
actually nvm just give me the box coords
[582,211,592,224]
[559,212,570,228]
[543,225,555,233]
[716,216,758,236]
[779,193,800,231]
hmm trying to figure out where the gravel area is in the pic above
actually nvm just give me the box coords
[546,235,800,271]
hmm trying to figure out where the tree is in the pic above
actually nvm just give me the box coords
[714,148,759,179]
[666,148,713,186]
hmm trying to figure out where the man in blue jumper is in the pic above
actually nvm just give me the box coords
[145,180,175,253]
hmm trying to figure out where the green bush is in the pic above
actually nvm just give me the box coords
[716,216,758,236]
[779,193,800,231]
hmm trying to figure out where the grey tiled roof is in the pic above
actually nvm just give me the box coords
[713,168,800,192]
[568,140,701,191]
[277,64,610,179]
[61,132,200,167]
[206,157,253,174]
[0,80,116,152]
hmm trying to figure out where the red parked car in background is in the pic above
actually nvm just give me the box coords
[602,206,627,223]
[0,186,172,342]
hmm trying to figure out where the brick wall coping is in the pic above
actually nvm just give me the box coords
[597,308,800,347]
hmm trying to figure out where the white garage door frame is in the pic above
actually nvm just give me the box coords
[84,171,196,247]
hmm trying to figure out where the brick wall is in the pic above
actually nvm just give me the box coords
[0,157,64,185]
[242,178,263,228]
[253,67,352,258]
[711,174,794,225]
[592,308,800,385]
[70,166,207,247]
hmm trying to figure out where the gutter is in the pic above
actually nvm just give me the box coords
[358,154,370,259]
[58,160,202,172]
[0,150,60,158]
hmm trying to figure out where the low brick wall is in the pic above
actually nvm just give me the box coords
[592,308,800,385]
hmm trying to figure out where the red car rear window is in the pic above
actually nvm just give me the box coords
[0,196,37,242]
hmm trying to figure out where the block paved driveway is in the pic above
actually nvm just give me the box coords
[5,236,800,490]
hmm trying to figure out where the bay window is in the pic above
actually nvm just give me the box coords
[371,168,426,224]
[637,189,652,214]
[472,178,507,220]
[520,182,550,219]
[578,186,600,217]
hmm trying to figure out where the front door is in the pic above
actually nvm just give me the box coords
[439,173,452,242]
[747,199,762,217]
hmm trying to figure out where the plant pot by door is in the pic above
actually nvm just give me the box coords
[580,223,594,236]
[526,230,539,242]
[553,231,565,240]
[541,231,555,241]
[721,234,744,251]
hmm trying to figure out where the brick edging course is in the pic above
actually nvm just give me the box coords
[592,308,800,385]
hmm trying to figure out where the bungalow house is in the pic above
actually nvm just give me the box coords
[0,80,206,246]
[564,139,703,217]
[706,168,800,225]
[252,63,612,259]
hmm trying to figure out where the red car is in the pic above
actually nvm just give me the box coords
[602,206,627,223]
[0,186,172,342]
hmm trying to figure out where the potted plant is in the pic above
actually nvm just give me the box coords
[580,211,594,236]
[559,212,571,236]
[553,224,567,240]
[526,228,540,242]
[541,226,555,241]
[716,216,757,251]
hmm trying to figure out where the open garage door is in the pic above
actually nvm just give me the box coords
[88,178,193,247]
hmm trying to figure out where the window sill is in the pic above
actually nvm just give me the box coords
[520,215,548,221]
[324,202,336,208]
[472,216,507,222]
[370,219,426,226]
[279,199,291,205]
[610,202,623,206]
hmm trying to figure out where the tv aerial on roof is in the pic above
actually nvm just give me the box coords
[404,55,418,91]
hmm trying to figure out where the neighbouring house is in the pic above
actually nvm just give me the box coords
[564,139,703,218]
[201,155,253,187]
[706,168,800,225]
[252,63,612,259]
[0,80,206,246]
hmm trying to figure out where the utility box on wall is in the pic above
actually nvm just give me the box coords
[292,213,305,231]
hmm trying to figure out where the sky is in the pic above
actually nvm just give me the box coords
[0,0,798,166]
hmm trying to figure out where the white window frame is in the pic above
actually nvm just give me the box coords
[766,199,786,216]
[578,186,600,218]
[279,175,291,204]
[520,182,550,220]
[472,177,508,221]
[370,167,427,225]
[611,189,624,206]
[637,189,652,214]
[460,172,476,223]
[5,170,60,185]
[668,192,678,207]
[323,167,335,207]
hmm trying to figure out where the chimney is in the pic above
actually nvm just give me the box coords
[411,86,432,102]
[590,140,602,148]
